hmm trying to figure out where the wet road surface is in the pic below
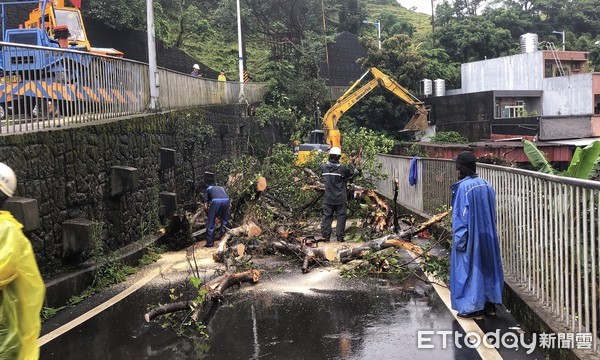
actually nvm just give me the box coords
[39,249,547,360]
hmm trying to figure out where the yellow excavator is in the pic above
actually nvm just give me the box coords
[295,67,428,165]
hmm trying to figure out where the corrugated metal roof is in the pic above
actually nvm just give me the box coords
[545,138,600,146]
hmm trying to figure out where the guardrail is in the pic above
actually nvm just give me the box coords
[0,42,267,134]
[375,154,600,353]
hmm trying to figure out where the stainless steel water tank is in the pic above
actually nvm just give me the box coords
[421,79,432,96]
[434,79,445,96]
[520,33,539,53]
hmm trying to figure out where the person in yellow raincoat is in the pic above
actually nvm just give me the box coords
[0,162,45,360]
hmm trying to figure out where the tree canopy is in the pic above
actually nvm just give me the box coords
[79,0,600,144]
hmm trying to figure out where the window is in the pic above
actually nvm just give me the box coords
[55,10,85,42]
[572,62,581,71]
[545,63,553,77]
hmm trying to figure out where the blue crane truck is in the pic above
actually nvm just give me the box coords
[0,0,127,120]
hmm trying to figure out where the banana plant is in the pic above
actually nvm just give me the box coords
[523,140,600,180]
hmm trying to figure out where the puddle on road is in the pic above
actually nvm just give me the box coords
[40,270,478,360]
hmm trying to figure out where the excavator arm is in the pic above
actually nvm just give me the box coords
[321,67,428,148]
[295,67,427,165]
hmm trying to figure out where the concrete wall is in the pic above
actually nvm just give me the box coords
[426,91,494,142]
[542,73,594,116]
[0,106,257,275]
[461,52,544,93]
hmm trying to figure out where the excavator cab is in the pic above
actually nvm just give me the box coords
[294,130,330,166]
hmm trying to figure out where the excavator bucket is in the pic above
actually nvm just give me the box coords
[402,106,429,131]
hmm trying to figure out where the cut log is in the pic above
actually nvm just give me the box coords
[273,241,335,273]
[144,270,260,323]
[144,301,193,322]
[256,176,267,192]
[213,222,261,262]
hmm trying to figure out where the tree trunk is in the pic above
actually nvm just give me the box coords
[338,211,449,263]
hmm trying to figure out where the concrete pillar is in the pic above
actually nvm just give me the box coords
[110,166,139,196]
[62,218,96,261]
[1,197,40,232]
[159,148,176,170]
[159,192,177,218]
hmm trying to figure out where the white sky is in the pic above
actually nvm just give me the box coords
[396,0,433,15]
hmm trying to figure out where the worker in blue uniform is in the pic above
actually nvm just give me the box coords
[450,151,504,319]
[203,177,230,247]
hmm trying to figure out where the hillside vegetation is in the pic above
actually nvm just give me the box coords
[80,0,600,151]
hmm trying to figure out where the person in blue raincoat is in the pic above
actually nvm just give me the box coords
[203,176,230,248]
[450,151,504,319]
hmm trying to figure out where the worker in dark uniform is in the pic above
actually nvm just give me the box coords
[319,147,357,242]
[203,176,230,247]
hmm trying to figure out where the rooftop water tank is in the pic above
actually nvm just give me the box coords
[520,33,539,53]
[434,79,445,96]
[421,79,432,96]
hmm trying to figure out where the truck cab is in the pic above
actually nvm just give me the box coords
[23,1,123,57]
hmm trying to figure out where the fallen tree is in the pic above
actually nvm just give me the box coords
[339,211,449,263]
[144,269,260,322]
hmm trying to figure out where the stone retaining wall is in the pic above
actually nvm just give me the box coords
[0,105,251,275]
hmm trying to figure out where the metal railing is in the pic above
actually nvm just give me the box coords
[158,70,267,110]
[376,154,600,353]
[0,42,267,133]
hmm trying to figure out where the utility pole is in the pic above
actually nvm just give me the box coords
[431,0,435,32]
[147,0,159,110]
[362,20,381,50]
[236,0,245,101]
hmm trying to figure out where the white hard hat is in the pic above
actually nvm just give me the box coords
[193,64,200,70]
[0,162,17,197]
[329,147,341,155]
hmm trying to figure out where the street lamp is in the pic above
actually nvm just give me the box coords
[362,20,381,50]
[146,0,159,110]
[236,0,245,100]
[552,30,565,51]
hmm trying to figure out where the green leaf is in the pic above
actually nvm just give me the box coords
[566,141,600,179]
[522,140,560,175]
[189,276,201,289]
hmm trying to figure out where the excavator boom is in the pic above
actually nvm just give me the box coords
[321,67,428,146]
[295,67,428,165]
